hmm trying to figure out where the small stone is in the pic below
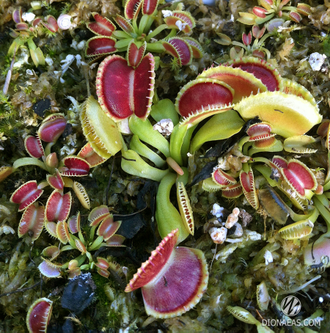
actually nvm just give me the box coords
[22,12,35,23]
[61,273,96,314]
[77,41,86,50]
[153,118,173,137]
[162,10,173,18]
[308,52,327,71]
[225,207,240,229]
[209,227,227,244]
[245,230,262,241]
[210,203,224,219]
[33,98,51,117]
[239,209,253,227]
[62,123,73,138]
[264,250,273,265]
[231,223,243,238]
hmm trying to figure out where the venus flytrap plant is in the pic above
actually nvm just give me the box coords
[254,161,318,214]
[303,122,330,270]
[278,218,316,240]
[119,56,324,247]
[236,122,283,157]
[217,25,273,60]
[85,1,203,68]
[172,56,327,255]
[156,172,194,244]
[227,305,274,333]
[80,96,124,160]
[239,164,259,210]
[26,298,53,333]
[283,135,318,154]
[0,114,101,242]
[250,154,320,214]
[125,229,208,318]
[238,0,312,27]
[174,57,283,130]
[121,99,195,181]
[8,7,60,68]
[303,194,330,270]
[96,51,155,124]
[115,100,198,247]
[118,102,199,247]
[200,120,320,214]
[39,205,125,279]
[76,32,326,320]
[235,90,321,138]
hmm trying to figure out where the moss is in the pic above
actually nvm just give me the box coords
[323,35,330,57]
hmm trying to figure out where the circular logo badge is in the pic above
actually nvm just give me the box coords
[281,296,302,317]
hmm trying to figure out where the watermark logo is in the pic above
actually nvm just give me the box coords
[261,295,323,328]
[281,296,302,317]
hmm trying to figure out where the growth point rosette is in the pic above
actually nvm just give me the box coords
[125,229,208,318]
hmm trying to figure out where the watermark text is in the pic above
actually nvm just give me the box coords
[262,318,322,327]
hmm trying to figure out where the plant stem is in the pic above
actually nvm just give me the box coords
[314,194,330,236]
[13,157,48,171]
[146,24,168,41]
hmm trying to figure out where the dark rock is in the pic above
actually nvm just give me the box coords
[62,123,73,138]
[115,180,158,239]
[222,21,239,40]
[33,98,51,117]
[116,212,145,239]
[61,273,96,314]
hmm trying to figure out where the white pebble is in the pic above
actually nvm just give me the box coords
[309,52,327,71]
[209,227,227,244]
[264,250,273,265]
[211,203,224,219]
[22,12,35,23]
